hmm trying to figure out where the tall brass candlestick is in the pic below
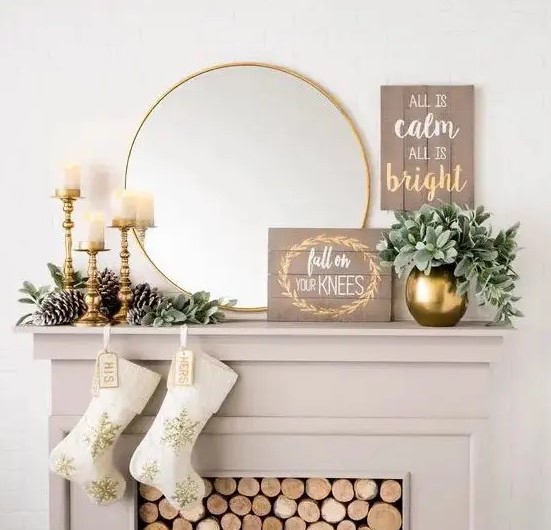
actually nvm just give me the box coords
[111,219,136,325]
[54,188,81,289]
[74,242,110,327]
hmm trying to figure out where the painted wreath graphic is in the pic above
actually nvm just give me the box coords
[277,234,381,318]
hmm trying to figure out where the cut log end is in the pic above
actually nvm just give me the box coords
[331,479,354,503]
[297,499,321,523]
[336,521,356,530]
[180,503,206,522]
[215,478,238,496]
[285,516,307,530]
[173,519,193,530]
[204,479,214,498]
[379,480,402,503]
[197,518,222,530]
[274,495,298,519]
[281,478,305,500]
[159,498,179,520]
[243,514,263,530]
[207,494,229,516]
[320,498,346,523]
[354,479,378,501]
[347,500,369,521]
[139,502,159,524]
[221,512,243,530]
[305,478,331,501]
[367,503,402,530]
[230,495,253,516]
[252,495,272,517]
[263,516,284,530]
[144,523,170,530]
[140,484,164,502]
[306,522,332,530]
[261,478,282,498]
[238,478,261,497]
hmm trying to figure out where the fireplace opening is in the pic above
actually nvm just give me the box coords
[137,476,404,530]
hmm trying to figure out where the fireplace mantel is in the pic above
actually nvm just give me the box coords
[16,320,509,337]
[19,321,511,530]
[17,321,509,362]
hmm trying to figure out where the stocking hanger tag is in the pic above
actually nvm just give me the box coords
[173,325,193,386]
[174,349,194,386]
[92,326,119,396]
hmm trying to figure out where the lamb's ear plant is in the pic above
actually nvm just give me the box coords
[47,263,87,289]
[140,291,237,327]
[377,204,522,326]
[16,263,88,325]
[16,281,51,325]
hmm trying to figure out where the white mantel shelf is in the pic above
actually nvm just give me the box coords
[16,320,511,337]
[17,320,510,363]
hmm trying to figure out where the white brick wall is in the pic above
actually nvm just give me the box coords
[2,1,550,528]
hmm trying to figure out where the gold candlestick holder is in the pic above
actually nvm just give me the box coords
[110,218,136,325]
[54,188,81,290]
[74,242,110,327]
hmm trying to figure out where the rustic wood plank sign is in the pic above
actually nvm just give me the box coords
[267,228,391,322]
[381,85,474,211]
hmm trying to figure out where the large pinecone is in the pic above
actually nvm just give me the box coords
[33,290,86,326]
[127,307,147,326]
[132,283,163,312]
[98,268,121,317]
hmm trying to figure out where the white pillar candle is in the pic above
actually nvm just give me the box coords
[84,211,105,244]
[135,192,155,226]
[61,164,81,191]
[111,190,136,222]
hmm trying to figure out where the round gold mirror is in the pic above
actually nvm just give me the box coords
[126,63,370,311]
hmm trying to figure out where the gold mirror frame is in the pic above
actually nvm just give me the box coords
[125,62,371,312]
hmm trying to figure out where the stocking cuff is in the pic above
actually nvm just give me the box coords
[168,350,238,415]
[197,351,238,414]
[100,358,161,415]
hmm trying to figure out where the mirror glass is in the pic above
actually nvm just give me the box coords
[126,64,369,309]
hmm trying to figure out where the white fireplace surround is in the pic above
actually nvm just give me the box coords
[18,321,511,530]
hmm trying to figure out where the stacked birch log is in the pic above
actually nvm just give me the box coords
[138,477,403,530]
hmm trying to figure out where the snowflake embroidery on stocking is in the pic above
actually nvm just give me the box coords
[82,412,122,458]
[139,460,160,483]
[53,454,75,478]
[160,408,200,453]
[86,476,119,504]
[171,475,199,508]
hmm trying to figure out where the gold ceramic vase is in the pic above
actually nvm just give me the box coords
[406,265,467,327]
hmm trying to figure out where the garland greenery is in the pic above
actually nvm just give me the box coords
[17,263,235,327]
[137,291,236,327]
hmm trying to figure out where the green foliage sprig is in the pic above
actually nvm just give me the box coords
[377,204,522,325]
[17,281,51,325]
[17,263,237,327]
[17,263,88,325]
[140,291,236,327]
[47,263,87,289]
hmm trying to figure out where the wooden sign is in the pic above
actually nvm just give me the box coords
[381,85,474,210]
[268,228,391,322]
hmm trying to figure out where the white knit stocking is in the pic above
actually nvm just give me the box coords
[130,349,237,510]
[49,356,161,505]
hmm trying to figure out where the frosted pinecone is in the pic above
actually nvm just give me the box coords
[33,290,86,326]
[127,307,147,326]
[132,283,163,312]
[98,268,121,317]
